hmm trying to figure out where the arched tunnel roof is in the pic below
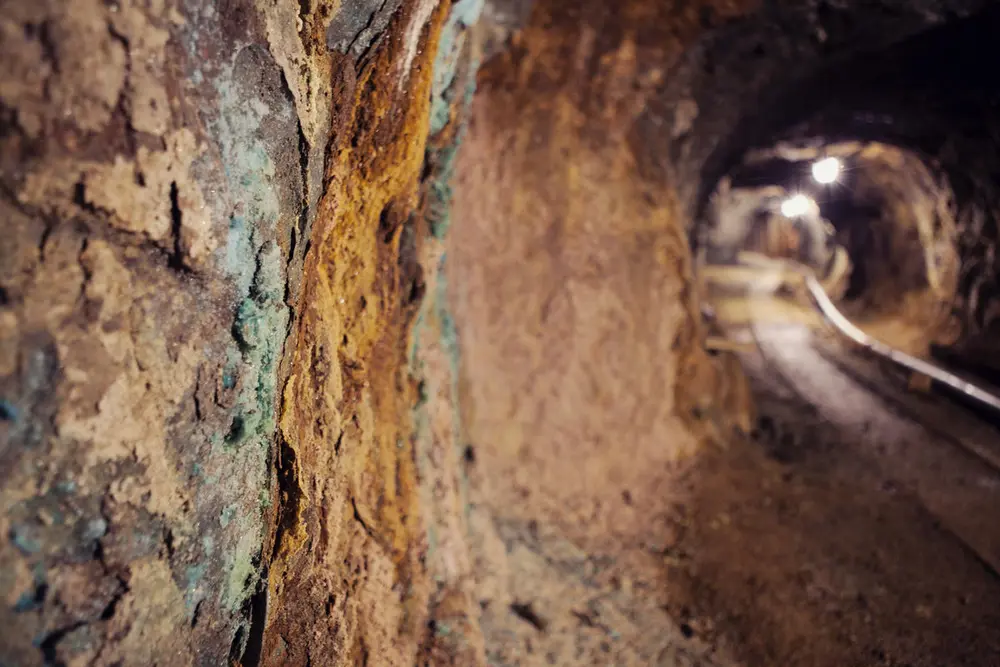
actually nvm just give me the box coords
[687,1,1000,220]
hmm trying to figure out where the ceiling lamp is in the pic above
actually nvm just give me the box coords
[811,156,842,184]
[781,193,814,218]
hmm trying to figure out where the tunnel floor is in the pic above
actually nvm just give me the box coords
[458,271,1000,667]
[700,270,1000,666]
[671,347,1000,666]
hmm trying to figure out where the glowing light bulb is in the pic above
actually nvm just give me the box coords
[811,157,842,184]
[781,193,813,218]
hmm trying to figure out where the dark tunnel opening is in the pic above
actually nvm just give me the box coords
[697,2,1000,209]
[698,2,1000,381]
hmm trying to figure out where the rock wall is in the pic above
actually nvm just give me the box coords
[0,0,756,662]
[831,145,960,355]
[0,0,486,664]
[447,1,755,662]
[260,0,489,663]
[1,0,309,662]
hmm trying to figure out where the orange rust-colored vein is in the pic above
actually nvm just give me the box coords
[262,3,452,665]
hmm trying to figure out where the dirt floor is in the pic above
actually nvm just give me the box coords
[689,270,1000,666]
[454,266,1000,666]
[675,335,1000,666]
[462,361,1000,666]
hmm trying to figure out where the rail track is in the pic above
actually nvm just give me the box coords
[715,261,1000,577]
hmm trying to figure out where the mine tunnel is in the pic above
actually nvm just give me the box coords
[3,0,1000,665]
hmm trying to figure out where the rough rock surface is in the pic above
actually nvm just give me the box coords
[260,2,483,663]
[448,1,757,663]
[3,0,1000,665]
[0,0,467,663]
[1,0,307,662]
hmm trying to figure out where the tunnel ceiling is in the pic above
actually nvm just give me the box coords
[626,0,994,218]
[741,6,1000,153]
[691,1,1000,242]
[691,2,1000,373]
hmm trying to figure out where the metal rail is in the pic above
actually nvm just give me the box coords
[802,273,1000,415]
[729,266,1000,579]
[716,251,1000,416]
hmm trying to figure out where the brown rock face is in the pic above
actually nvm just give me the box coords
[3,0,1000,665]
[452,0,752,535]
[0,0,294,663]
[260,4,450,664]
[445,2,755,663]
[0,0,459,663]
[1,0,496,662]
